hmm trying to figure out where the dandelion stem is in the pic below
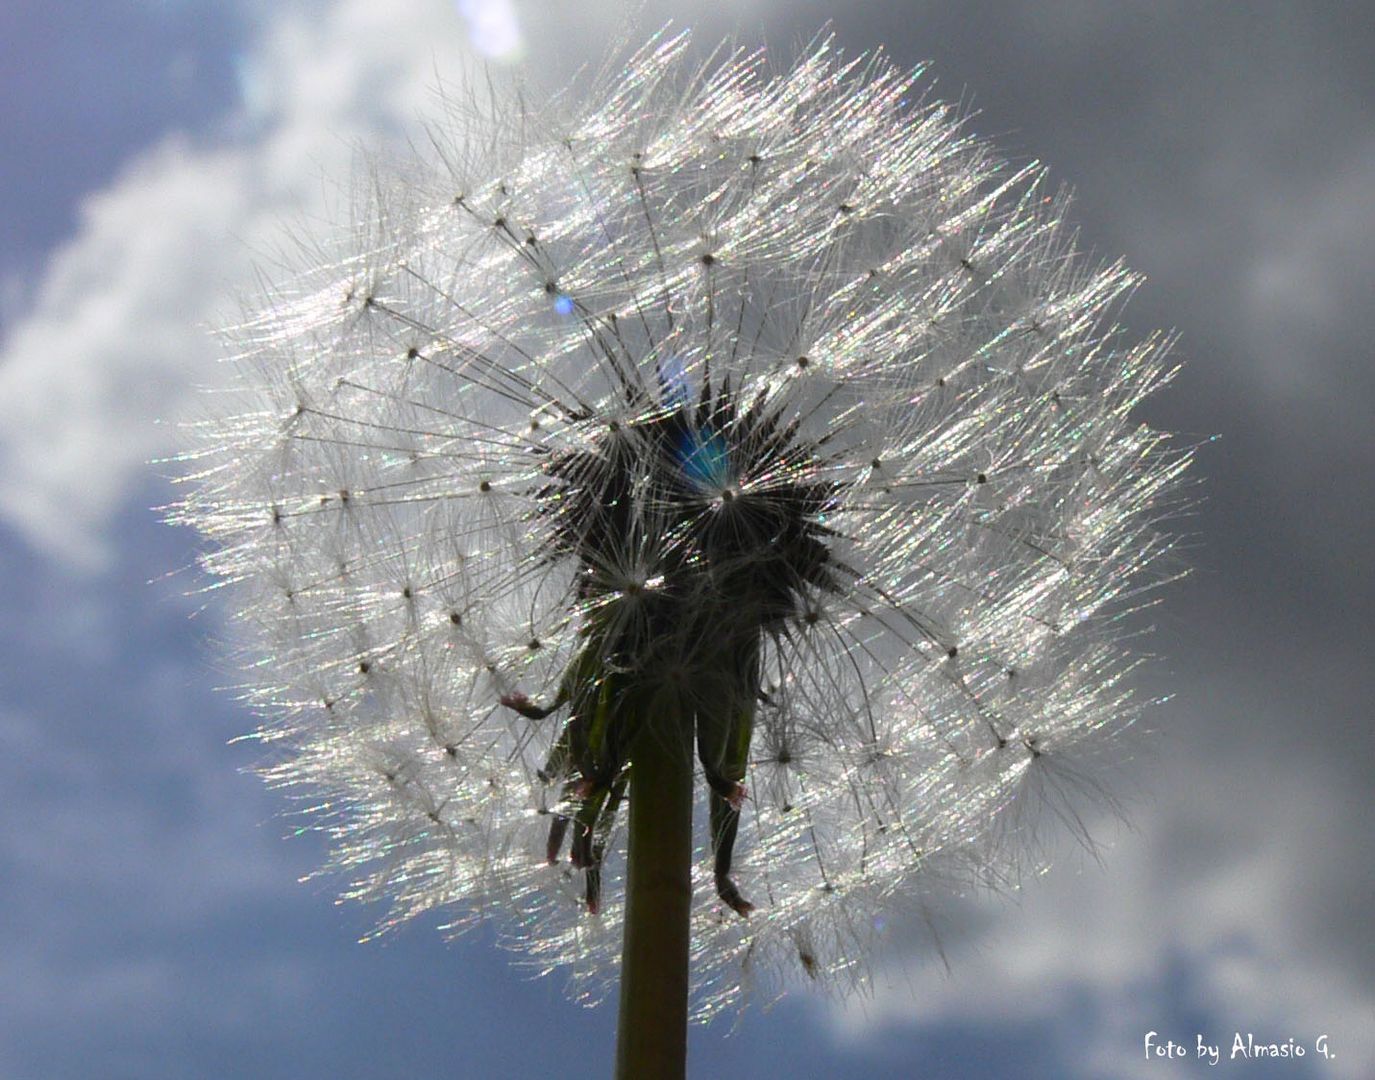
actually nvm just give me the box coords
[615,706,695,1080]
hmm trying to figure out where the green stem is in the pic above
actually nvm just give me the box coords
[614,709,694,1080]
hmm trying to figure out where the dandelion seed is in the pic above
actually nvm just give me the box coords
[173,28,1190,1079]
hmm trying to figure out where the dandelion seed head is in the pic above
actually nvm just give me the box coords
[174,29,1190,1017]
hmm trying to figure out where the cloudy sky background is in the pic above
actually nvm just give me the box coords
[2,2,1371,1077]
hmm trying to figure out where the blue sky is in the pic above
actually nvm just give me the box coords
[2,3,1372,1077]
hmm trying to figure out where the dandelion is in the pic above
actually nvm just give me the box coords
[175,29,1189,1078]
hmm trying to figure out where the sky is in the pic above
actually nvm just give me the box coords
[1,2,1372,1077]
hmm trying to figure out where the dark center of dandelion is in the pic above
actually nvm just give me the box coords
[538,378,841,651]
[523,376,844,918]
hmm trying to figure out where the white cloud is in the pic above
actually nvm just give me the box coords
[0,143,252,568]
[1240,137,1375,405]
[0,0,490,570]
[828,743,1375,1078]
[459,0,525,59]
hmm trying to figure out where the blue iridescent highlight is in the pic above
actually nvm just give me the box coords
[676,425,731,489]
[658,354,691,409]
[553,293,575,316]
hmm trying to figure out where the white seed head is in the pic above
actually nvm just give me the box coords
[173,30,1190,1017]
